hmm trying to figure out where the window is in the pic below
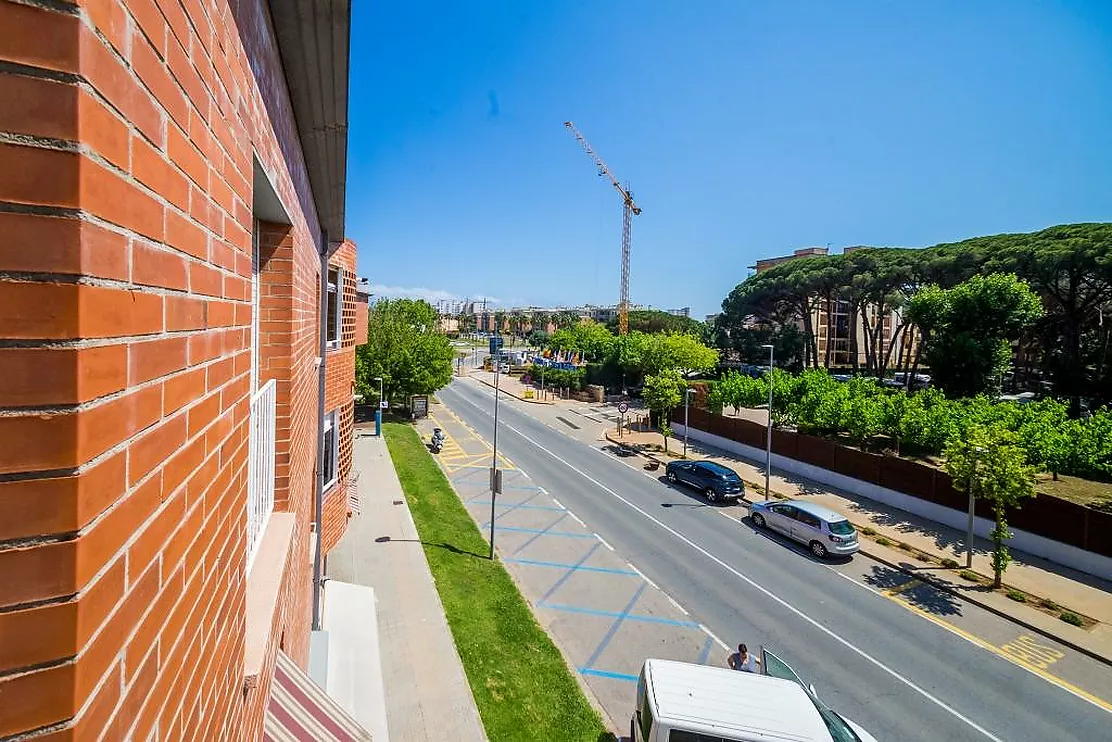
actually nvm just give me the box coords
[797,511,822,529]
[322,410,338,490]
[326,266,342,349]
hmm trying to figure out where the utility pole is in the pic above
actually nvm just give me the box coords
[489,334,503,560]
[762,344,775,500]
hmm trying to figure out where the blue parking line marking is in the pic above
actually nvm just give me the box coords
[579,668,638,683]
[697,635,715,665]
[481,491,543,525]
[583,583,646,669]
[510,514,572,554]
[502,558,639,576]
[462,482,542,493]
[540,543,602,603]
[537,602,701,628]
[472,501,567,513]
[498,525,594,538]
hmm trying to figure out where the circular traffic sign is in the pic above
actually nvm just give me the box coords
[617,402,630,415]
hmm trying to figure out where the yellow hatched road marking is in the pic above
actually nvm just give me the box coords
[869,579,1112,713]
[429,412,515,470]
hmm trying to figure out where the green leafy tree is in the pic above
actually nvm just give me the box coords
[356,299,455,409]
[945,425,1037,588]
[908,274,1043,399]
[643,370,685,451]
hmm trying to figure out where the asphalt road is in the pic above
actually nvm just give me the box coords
[438,379,1112,742]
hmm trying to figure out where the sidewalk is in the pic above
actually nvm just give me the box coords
[605,428,1112,665]
[327,431,487,742]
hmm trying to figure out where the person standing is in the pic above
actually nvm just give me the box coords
[728,643,760,672]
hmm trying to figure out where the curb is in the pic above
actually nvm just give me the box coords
[602,433,1112,668]
[858,546,1112,668]
[472,374,555,405]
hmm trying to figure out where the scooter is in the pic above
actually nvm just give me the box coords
[430,428,445,454]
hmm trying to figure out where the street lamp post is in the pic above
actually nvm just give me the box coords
[683,387,696,458]
[489,335,503,560]
[966,446,986,568]
[374,376,384,437]
[762,344,775,500]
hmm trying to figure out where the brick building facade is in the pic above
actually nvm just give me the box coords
[0,0,360,739]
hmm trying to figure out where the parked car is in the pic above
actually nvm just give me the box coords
[632,656,878,742]
[665,460,744,503]
[498,362,510,373]
[747,500,859,558]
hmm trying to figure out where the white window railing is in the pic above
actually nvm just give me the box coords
[247,378,277,570]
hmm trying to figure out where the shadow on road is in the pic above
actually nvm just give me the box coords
[862,563,964,616]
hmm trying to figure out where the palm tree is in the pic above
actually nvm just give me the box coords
[493,310,506,336]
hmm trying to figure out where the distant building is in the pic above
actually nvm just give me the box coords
[750,247,917,370]
[667,307,691,318]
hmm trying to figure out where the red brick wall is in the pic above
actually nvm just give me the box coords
[0,0,347,739]
[321,240,358,554]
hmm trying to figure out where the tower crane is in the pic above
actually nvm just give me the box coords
[564,121,641,335]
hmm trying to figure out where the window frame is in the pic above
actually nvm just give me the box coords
[326,266,342,350]
[322,410,339,491]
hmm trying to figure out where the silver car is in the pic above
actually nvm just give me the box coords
[748,500,859,558]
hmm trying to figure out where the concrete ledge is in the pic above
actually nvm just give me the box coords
[321,579,390,742]
[244,512,296,691]
[673,423,1112,582]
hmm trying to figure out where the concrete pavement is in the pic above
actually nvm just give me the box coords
[439,377,1112,742]
[326,431,487,742]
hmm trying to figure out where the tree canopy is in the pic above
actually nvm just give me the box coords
[606,310,710,341]
[908,274,1043,398]
[716,223,1112,411]
[356,299,455,407]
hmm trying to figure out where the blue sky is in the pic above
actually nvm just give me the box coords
[344,0,1112,318]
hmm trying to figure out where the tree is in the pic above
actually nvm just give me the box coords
[636,333,718,378]
[908,274,1043,398]
[355,299,455,409]
[945,425,1037,588]
[607,309,710,341]
[643,370,685,452]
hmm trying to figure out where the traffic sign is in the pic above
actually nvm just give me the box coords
[380,400,389,409]
[489,335,504,357]
[617,402,630,415]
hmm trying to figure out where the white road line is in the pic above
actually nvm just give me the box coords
[666,594,689,615]
[444,388,1006,742]
[628,564,658,590]
[594,534,615,551]
[568,512,587,527]
[701,624,731,652]
[825,566,1112,715]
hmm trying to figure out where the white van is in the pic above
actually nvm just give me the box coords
[633,655,877,742]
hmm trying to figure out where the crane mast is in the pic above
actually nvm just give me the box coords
[564,121,641,335]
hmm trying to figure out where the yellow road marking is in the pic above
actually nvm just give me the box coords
[874,580,1112,713]
[429,412,515,470]
[1001,635,1065,670]
[884,578,923,596]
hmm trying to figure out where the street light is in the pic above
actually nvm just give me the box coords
[683,387,696,458]
[966,445,986,568]
[762,344,775,500]
[489,335,503,560]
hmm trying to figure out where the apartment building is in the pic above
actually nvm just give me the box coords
[0,0,369,739]
[750,246,914,369]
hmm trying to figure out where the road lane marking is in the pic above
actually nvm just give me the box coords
[1001,635,1065,670]
[884,578,923,596]
[444,387,1008,741]
[827,567,1112,715]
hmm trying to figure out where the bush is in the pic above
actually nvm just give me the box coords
[1059,611,1084,627]
[941,558,960,569]
[861,526,877,536]
[898,542,913,552]
[1039,598,1059,611]
[875,536,893,546]
[959,570,981,582]
[915,553,930,562]
[1006,589,1027,602]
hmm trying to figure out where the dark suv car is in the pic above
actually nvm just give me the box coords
[665,460,744,503]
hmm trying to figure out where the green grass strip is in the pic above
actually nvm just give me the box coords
[383,422,615,742]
